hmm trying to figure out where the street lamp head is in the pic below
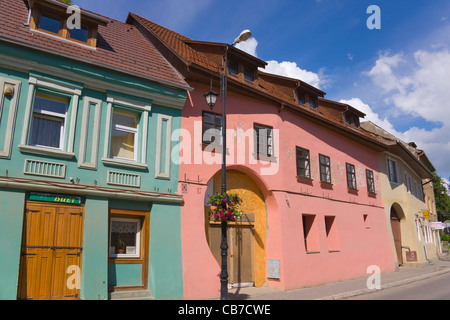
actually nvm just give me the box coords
[204,89,219,110]
[232,29,252,45]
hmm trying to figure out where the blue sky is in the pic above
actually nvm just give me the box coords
[75,0,450,180]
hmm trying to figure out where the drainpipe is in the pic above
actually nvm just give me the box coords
[25,0,32,26]
[423,245,430,263]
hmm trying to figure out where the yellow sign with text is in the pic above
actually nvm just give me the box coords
[421,209,430,219]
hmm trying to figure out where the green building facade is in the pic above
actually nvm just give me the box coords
[0,0,189,300]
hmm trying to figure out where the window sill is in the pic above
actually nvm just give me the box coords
[347,188,359,195]
[108,257,144,264]
[19,144,75,159]
[296,176,313,185]
[306,251,320,254]
[102,158,148,170]
[328,250,340,253]
[320,181,333,190]
[253,153,278,163]
[201,143,229,155]
[368,192,377,198]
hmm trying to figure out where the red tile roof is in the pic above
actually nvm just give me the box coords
[0,0,190,90]
[128,12,388,150]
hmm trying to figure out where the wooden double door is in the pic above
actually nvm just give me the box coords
[209,223,254,287]
[18,202,84,300]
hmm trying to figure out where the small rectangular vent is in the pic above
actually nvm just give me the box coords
[24,159,66,179]
[107,170,141,188]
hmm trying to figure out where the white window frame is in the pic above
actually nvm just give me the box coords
[28,93,68,151]
[19,76,81,159]
[110,109,139,162]
[102,95,151,170]
[109,217,141,259]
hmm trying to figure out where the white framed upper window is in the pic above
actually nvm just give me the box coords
[110,109,139,162]
[19,76,81,159]
[28,92,68,150]
[102,95,151,170]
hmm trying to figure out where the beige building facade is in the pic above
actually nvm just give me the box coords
[362,122,441,267]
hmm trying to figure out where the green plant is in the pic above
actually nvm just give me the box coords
[208,192,243,221]
[441,232,450,242]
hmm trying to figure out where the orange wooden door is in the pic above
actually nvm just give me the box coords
[18,202,83,300]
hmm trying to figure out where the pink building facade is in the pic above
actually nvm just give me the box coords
[128,14,396,300]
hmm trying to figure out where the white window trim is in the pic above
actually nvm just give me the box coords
[155,114,172,180]
[0,77,21,159]
[78,97,102,170]
[29,96,67,151]
[102,95,150,170]
[109,217,141,259]
[19,76,81,159]
[110,111,139,162]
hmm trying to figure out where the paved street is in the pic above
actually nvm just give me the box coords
[347,272,450,300]
[227,256,450,300]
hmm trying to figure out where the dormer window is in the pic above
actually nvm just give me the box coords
[70,25,89,43]
[228,60,238,75]
[244,66,255,82]
[308,96,318,110]
[344,112,360,128]
[227,58,259,83]
[38,13,62,35]
[28,0,108,47]
[296,89,318,110]
[297,92,305,105]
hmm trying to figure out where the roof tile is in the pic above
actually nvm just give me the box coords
[0,0,189,89]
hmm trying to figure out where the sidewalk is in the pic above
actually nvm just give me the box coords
[228,254,450,300]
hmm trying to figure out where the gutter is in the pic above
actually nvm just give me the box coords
[395,140,433,177]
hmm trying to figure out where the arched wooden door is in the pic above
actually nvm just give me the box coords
[205,170,266,288]
[390,207,403,265]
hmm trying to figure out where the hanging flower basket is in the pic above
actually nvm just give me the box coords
[208,192,243,222]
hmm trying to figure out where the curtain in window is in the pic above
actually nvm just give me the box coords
[29,116,63,148]
[110,110,138,160]
[110,129,136,159]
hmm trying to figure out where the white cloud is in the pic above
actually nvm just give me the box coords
[235,37,259,57]
[264,61,321,89]
[345,48,450,178]
[341,97,450,178]
[235,37,322,89]
[366,50,450,124]
[364,52,409,94]
[339,98,398,135]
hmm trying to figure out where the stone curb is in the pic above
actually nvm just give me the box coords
[317,267,450,300]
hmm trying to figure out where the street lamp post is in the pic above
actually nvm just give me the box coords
[204,29,252,300]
